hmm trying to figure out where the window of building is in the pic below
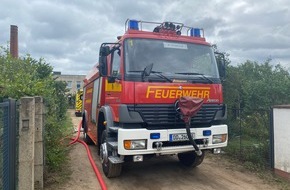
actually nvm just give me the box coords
[67,81,72,89]
[76,81,81,90]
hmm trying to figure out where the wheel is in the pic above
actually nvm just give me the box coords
[75,112,81,117]
[83,132,94,145]
[100,130,122,178]
[178,151,205,167]
[82,113,93,145]
[97,129,103,156]
[82,112,86,129]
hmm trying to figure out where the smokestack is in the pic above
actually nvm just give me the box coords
[10,25,18,58]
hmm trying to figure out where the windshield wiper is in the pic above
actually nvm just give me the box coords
[151,71,172,83]
[128,63,172,83]
[175,72,213,83]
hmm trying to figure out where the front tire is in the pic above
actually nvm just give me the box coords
[100,130,122,178]
[82,113,93,145]
[178,151,205,167]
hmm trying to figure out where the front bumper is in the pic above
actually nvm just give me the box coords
[117,124,228,155]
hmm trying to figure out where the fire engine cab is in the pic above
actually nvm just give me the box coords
[82,19,228,177]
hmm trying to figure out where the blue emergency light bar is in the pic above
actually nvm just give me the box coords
[190,28,201,37]
[125,19,204,38]
[129,20,139,30]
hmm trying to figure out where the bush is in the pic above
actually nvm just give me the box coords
[0,46,72,172]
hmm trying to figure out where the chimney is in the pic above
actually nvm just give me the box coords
[10,25,18,58]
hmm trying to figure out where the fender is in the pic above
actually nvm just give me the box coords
[119,104,143,123]
[99,105,114,131]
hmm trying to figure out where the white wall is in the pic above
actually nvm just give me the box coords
[54,74,86,94]
[273,107,290,174]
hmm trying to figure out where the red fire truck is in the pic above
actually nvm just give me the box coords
[82,19,228,178]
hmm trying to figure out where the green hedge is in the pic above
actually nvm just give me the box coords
[0,46,72,172]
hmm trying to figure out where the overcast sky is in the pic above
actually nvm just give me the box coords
[1,0,290,75]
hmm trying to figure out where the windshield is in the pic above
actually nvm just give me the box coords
[124,38,219,81]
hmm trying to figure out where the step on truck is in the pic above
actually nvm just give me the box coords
[82,19,228,178]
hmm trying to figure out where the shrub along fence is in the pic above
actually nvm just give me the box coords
[225,108,271,169]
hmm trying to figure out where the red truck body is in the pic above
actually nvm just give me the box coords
[82,20,228,177]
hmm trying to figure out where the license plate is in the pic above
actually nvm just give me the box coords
[169,133,195,142]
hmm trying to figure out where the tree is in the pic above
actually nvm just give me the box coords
[227,60,290,112]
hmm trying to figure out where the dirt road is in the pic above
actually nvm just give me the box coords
[45,110,287,190]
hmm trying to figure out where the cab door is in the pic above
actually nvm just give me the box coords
[105,48,122,104]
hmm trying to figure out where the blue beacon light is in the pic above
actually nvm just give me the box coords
[190,28,201,37]
[129,20,139,30]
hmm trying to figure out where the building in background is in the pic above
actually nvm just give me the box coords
[53,71,85,94]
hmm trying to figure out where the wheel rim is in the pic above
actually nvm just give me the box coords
[100,142,108,166]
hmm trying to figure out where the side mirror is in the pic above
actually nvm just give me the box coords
[99,46,110,76]
[100,46,110,56]
[98,56,107,76]
[98,43,121,77]
[215,52,226,79]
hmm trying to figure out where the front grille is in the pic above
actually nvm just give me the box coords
[128,104,223,129]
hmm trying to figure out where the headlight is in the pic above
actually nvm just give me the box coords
[212,134,227,144]
[124,140,147,150]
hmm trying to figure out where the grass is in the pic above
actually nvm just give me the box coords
[225,136,269,169]
[44,111,75,187]
[221,136,290,190]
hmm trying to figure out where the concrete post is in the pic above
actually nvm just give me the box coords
[34,97,44,189]
[18,97,35,190]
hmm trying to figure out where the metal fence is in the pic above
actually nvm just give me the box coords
[0,99,18,190]
[226,108,271,168]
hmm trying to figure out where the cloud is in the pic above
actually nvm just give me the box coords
[0,0,289,75]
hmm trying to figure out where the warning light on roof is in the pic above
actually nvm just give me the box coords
[125,19,205,38]
[190,28,201,37]
[129,20,139,30]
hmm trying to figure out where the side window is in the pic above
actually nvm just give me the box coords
[111,49,121,77]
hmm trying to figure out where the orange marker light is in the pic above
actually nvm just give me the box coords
[221,134,227,142]
[124,140,131,150]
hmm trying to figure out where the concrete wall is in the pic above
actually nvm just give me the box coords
[18,97,44,190]
[273,105,290,180]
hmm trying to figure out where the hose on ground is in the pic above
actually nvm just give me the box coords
[70,120,107,190]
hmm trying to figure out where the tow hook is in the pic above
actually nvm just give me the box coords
[155,141,163,151]
[196,149,203,156]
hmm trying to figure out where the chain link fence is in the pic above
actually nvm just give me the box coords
[226,108,271,169]
[0,99,18,190]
